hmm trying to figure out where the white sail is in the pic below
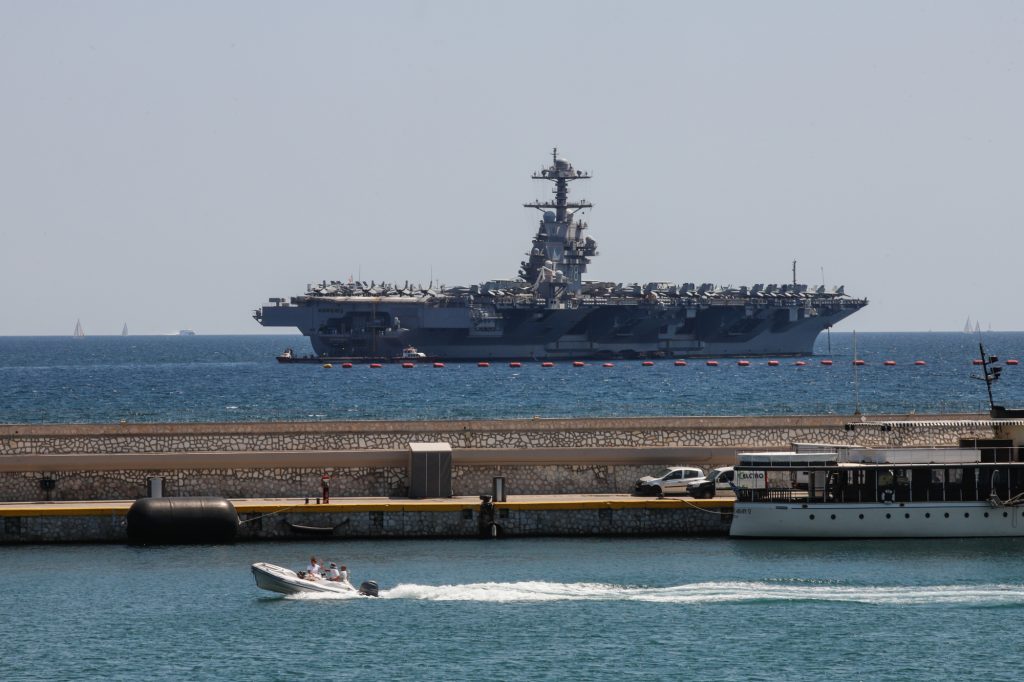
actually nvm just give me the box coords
[963,316,972,333]
[121,323,128,336]
[73,319,85,338]
[975,321,981,333]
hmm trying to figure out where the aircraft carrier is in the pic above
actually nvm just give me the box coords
[254,150,867,360]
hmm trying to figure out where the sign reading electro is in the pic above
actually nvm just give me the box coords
[735,470,766,489]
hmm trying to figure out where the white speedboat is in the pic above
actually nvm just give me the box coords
[251,562,379,596]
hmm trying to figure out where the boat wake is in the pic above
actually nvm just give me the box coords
[289,580,1024,606]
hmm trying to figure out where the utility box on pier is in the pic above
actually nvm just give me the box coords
[407,442,453,499]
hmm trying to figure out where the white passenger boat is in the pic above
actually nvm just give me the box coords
[730,442,1024,538]
[251,562,379,596]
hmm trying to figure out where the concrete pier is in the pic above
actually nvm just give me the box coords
[0,495,734,543]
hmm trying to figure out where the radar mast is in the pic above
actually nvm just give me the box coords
[521,148,598,294]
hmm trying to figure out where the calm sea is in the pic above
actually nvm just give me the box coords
[3,537,1024,681]
[4,332,1024,681]
[0,332,1021,423]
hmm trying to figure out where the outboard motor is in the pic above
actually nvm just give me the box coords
[358,580,380,597]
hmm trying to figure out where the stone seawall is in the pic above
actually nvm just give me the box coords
[0,415,995,502]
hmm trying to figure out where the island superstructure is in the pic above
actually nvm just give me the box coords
[254,150,867,360]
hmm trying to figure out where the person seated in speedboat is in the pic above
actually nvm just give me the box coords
[338,565,351,585]
[303,556,322,581]
[326,562,342,582]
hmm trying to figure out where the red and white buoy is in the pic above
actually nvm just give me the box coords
[706,360,719,367]
[478,362,490,368]
[433,362,445,368]
[369,363,382,369]
[883,360,896,366]
[541,362,554,368]
[820,359,833,366]
[342,362,353,369]
[674,360,687,366]
[1007,359,1020,366]
[914,360,927,366]
[573,361,585,367]
[642,361,654,367]
[737,360,750,367]
[402,362,415,368]
[767,360,780,367]
[794,361,807,367]
[509,361,522,368]
[602,362,614,368]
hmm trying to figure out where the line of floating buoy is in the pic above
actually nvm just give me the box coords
[603,362,614,368]
[402,362,415,368]
[706,360,719,366]
[369,363,382,368]
[573,361,585,367]
[509,361,521,368]
[737,360,750,367]
[433,362,445,368]
[322,363,333,368]
[820,359,833,366]
[478,361,490,367]
[767,360,779,366]
[915,360,927,365]
[541,362,554,368]
[642,361,654,366]
[853,360,866,366]
[972,359,984,365]
[794,361,807,366]
[883,360,896,366]
[674,360,687,366]
[1009,359,1020,365]
[342,362,353,368]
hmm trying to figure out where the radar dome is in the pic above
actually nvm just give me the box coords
[555,157,570,169]
[543,211,556,222]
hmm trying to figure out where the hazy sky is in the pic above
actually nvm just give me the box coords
[2,1,1022,335]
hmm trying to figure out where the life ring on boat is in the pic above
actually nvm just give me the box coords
[881,489,895,504]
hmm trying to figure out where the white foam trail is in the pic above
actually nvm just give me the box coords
[375,581,1024,606]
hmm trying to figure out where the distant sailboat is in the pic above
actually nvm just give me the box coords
[121,323,128,337]
[963,317,972,333]
[975,321,982,334]
[73,319,85,338]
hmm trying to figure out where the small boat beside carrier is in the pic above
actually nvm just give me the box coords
[276,346,434,364]
[251,562,379,597]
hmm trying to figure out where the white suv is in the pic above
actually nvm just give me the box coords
[633,467,705,496]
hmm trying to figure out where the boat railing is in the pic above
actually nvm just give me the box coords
[736,488,809,504]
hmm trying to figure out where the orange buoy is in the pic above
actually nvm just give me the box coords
[820,359,833,366]
[674,360,687,366]
[477,361,490,367]
[369,363,382,369]
[853,359,866,366]
[401,362,415,368]
[602,362,614,368]
[642,361,654,366]
[1007,359,1020,366]
[767,360,780,367]
[541,362,554,368]
[706,360,719,367]
[433,362,445,368]
[794,360,807,366]
[341,362,353,369]
[573,361,585,367]
[883,360,896,366]
[972,359,984,365]
[509,361,522,368]
[737,360,750,367]
[915,360,927,366]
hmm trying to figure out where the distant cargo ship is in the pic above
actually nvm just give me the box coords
[255,150,866,360]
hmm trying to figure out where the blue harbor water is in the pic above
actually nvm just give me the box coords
[4,332,1024,680]
[0,332,1022,423]
[4,537,1024,681]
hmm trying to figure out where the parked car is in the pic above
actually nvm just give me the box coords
[634,467,705,496]
[685,466,735,498]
